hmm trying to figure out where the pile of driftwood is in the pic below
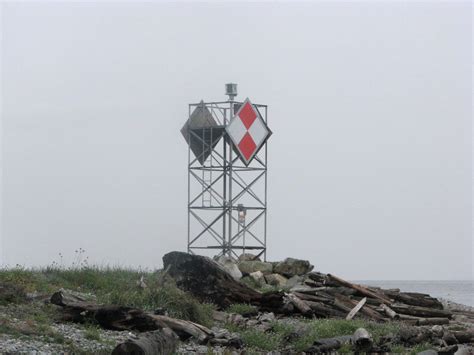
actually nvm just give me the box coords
[50,289,241,354]
[162,252,460,327]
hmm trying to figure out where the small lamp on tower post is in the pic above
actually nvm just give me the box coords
[225,83,238,101]
[237,204,247,255]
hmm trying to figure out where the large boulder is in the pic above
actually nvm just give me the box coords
[215,256,242,280]
[273,258,314,277]
[238,261,273,275]
[163,251,285,310]
[163,252,261,308]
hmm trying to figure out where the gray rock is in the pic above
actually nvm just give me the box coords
[258,312,276,323]
[265,273,288,287]
[273,257,314,277]
[455,345,474,355]
[215,255,242,280]
[285,275,304,289]
[212,310,229,322]
[431,325,444,338]
[417,350,438,355]
[246,319,259,327]
[249,271,266,286]
[238,260,273,275]
[228,313,245,327]
[238,253,261,262]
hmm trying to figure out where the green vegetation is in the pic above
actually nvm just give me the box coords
[409,342,436,354]
[225,318,406,353]
[83,324,102,342]
[0,305,66,345]
[0,262,217,353]
[226,303,257,315]
[0,282,27,305]
[291,319,402,352]
[239,329,283,351]
[0,265,215,327]
[0,258,451,354]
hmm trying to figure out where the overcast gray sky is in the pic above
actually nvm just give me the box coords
[1,1,472,280]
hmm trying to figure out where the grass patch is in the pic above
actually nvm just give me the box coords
[0,266,215,327]
[83,324,102,342]
[0,319,23,337]
[409,342,435,354]
[0,282,27,305]
[226,303,257,316]
[101,283,215,327]
[0,314,67,345]
[293,319,402,351]
[225,318,406,352]
[240,329,283,351]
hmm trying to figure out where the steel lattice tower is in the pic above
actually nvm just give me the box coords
[180,84,271,260]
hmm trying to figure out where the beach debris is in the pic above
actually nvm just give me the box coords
[352,328,373,351]
[51,289,244,350]
[346,297,367,320]
[112,329,178,355]
[304,335,352,353]
[162,251,454,325]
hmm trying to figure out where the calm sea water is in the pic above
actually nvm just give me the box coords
[354,280,473,307]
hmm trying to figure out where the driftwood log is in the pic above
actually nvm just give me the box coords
[286,293,313,316]
[50,290,213,342]
[327,274,392,304]
[163,251,285,311]
[380,304,399,319]
[391,303,452,319]
[112,329,178,355]
[305,335,352,353]
[450,330,474,344]
[384,290,443,310]
[352,328,373,352]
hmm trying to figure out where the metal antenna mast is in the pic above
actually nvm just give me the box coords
[180,84,271,260]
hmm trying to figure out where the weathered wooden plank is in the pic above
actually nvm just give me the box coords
[346,297,367,320]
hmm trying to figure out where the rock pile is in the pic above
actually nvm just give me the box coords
[215,254,314,289]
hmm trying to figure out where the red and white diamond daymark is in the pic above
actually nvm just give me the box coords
[226,98,270,164]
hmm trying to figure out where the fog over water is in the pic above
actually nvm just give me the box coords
[1,1,472,280]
